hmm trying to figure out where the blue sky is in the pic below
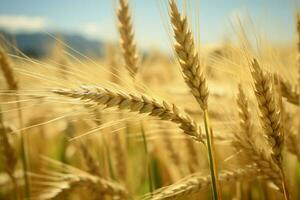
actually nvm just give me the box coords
[0,0,298,51]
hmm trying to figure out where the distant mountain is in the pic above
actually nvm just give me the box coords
[0,30,104,58]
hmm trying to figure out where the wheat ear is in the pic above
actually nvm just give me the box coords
[279,77,299,106]
[236,83,252,140]
[251,59,283,165]
[37,173,127,200]
[250,60,290,199]
[168,0,208,110]
[0,46,30,198]
[0,47,18,90]
[168,1,220,198]
[53,86,202,142]
[142,165,258,200]
[234,84,283,192]
[117,0,139,77]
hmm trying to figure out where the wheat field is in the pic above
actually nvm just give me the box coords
[0,0,300,200]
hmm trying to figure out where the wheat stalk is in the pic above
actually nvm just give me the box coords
[117,0,139,78]
[142,165,258,200]
[53,86,203,142]
[111,129,127,182]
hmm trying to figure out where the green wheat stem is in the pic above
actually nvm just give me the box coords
[141,122,153,194]
[203,109,221,200]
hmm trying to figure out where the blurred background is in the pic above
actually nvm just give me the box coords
[0,0,298,58]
